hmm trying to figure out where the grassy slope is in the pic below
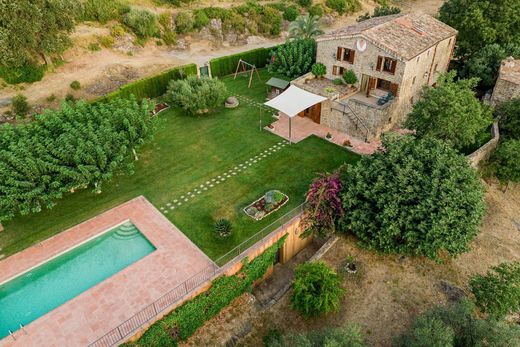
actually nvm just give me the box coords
[0,71,359,259]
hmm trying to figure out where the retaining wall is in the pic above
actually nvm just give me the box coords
[467,121,500,168]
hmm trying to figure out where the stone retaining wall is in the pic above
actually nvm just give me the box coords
[467,121,500,168]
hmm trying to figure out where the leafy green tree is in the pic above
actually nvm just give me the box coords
[166,76,227,115]
[123,8,160,38]
[291,261,344,317]
[339,135,486,259]
[491,139,520,184]
[175,12,194,34]
[496,98,520,140]
[289,14,324,40]
[405,71,493,150]
[78,0,127,24]
[470,261,520,319]
[311,63,327,78]
[393,316,455,347]
[283,6,299,22]
[343,70,357,85]
[268,39,316,78]
[280,325,367,347]
[0,0,75,68]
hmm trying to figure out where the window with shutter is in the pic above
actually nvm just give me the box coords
[376,56,383,71]
[348,50,355,64]
[332,66,338,75]
[390,83,399,96]
[336,47,342,60]
[383,57,397,74]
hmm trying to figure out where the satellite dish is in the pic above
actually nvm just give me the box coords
[356,39,367,52]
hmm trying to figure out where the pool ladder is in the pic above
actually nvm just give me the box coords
[8,324,27,341]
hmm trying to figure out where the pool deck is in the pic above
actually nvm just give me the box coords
[0,196,215,347]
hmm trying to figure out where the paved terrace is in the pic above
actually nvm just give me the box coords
[0,196,214,347]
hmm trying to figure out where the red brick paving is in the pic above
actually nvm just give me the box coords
[0,196,214,347]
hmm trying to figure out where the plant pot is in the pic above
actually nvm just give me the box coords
[344,262,358,274]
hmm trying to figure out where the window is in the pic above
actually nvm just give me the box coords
[434,63,439,72]
[336,47,355,64]
[410,97,414,104]
[376,56,397,74]
[332,65,345,76]
[377,78,392,91]
[412,76,416,85]
[417,56,420,62]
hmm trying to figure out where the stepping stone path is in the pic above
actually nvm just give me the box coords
[157,141,289,214]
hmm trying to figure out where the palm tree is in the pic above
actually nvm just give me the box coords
[289,14,324,40]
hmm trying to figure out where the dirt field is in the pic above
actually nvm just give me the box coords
[178,182,520,347]
[0,0,445,113]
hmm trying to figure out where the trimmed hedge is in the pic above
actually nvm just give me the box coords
[209,47,275,78]
[127,235,287,346]
[97,63,197,102]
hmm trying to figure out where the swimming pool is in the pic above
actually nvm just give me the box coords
[0,222,156,339]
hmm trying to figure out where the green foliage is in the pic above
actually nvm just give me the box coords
[264,329,284,347]
[213,218,232,238]
[283,6,300,22]
[193,10,210,29]
[11,95,29,116]
[268,39,316,78]
[97,35,114,48]
[123,8,160,38]
[289,14,324,39]
[311,63,327,78]
[308,4,324,18]
[273,325,367,347]
[129,236,287,346]
[291,261,344,317]
[162,31,177,46]
[358,5,401,22]
[394,300,520,347]
[0,65,45,85]
[0,0,75,69]
[209,47,272,77]
[65,93,76,103]
[78,0,127,24]
[110,24,127,38]
[405,71,493,150]
[470,261,520,319]
[98,64,197,102]
[333,78,343,85]
[299,0,313,8]
[166,76,227,115]
[70,80,81,90]
[259,6,283,36]
[496,98,520,140]
[175,12,194,34]
[343,70,357,84]
[325,0,361,15]
[88,42,101,51]
[0,97,156,222]
[339,135,486,259]
[491,139,520,183]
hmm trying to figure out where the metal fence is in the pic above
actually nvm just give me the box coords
[88,203,304,347]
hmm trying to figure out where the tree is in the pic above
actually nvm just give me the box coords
[496,97,520,140]
[405,71,493,150]
[166,76,227,115]
[393,316,455,347]
[288,14,324,40]
[282,325,368,347]
[175,12,194,34]
[291,261,344,317]
[339,135,486,259]
[123,8,160,38]
[311,63,326,78]
[343,70,357,85]
[268,39,316,78]
[470,261,520,319]
[357,6,401,22]
[439,0,520,59]
[0,0,75,68]
[491,139,520,184]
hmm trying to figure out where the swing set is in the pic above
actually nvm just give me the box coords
[233,59,262,88]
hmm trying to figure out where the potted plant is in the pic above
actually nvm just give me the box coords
[343,70,358,87]
[325,132,333,141]
[343,139,352,148]
[311,63,327,79]
[344,255,358,274]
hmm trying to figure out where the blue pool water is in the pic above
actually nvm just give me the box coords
[0,222,155,339]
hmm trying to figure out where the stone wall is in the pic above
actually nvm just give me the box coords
[467,121,500,168]
[491,78,520,106]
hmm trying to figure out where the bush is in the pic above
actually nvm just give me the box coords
[308,4,324,17]
[88,42,101,51]
[79,0,127,24]
[311,62,327,78]
[162,30,177,46]
[496,97,520,140]
[70,80,81,90]
[283,6,300,22]
[65,93,76,103]
[326,0,361,14]
[470,261,520,319]
[260,6,283,36]
[110,24,126,38]
[193,10,210,29]
[394,300,520,347]
[263,329,284,347]
[491,139,520,184]
[223,12,247,34]
[0,65,45,84]
[97,35,114,48]
[299,0,313,8]
[333,78,343,85]
[11,94,29,116]
[166,76,227,115]
[268,39,316,78]
[213,218,232,238]
[209,47,272,77]
[175,11,194,34]
[339,135,486,259]
[343,69,357,84]
[291,261,343,317]
[123,8,160,38]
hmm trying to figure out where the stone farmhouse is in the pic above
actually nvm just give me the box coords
[292,12,457,141]
[491,57,520,105]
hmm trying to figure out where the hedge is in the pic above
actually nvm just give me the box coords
[127,235,287,346]
[209,46,275,78]
[96,63,198,102]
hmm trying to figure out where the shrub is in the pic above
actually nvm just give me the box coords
[263,329,284,347]
[470,261,520,319]
[175,11,194,34]
[260,6,283,36]
[65,93,76,103]
[166,76,227,115]
[79,0,127,24]
[46,94,57,102]
[311,62,327,78]
[333,78,343,85]
[268,39,316,78]
[110,24,126,38]
[70,80,81,90]
[393,300,520,347]
[291,261,343,317]
[97,35,114,48]
[299,0,313,8]
[0,65,45,84]
[339,135,486,259]
[283,6,300,22]
[343,69,357,84]
[286,325,367,347]
[88,42,101,51]
[223,12,247,34]
[496,97,520,140]
[308,4,324,17]
[157,12,172,29]
[326,0,361,14]
[123,8,160,38]
[193,10,210,29]
[491,139,520,184]
[162,30,177,46]
[213,218,232,238]
[11,94,29,116]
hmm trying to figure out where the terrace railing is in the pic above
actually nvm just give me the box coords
[88,203,305,347]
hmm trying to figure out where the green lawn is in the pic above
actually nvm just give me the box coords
[0,70,359,260]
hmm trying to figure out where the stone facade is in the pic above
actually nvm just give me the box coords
[491,57,520,106]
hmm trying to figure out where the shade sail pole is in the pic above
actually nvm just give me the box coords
[289,116,292,145]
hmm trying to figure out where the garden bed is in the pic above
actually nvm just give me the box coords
[152,102,170,116]
[244,190,289,221]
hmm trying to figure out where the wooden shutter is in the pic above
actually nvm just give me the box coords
[336,47,342,61]
[390,83,399,96]
[376,56,383,71]
[332,66,338,75]
[348,50,355,64]
[390,60,397,74]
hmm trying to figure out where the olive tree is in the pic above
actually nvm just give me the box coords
[166,76,227,115]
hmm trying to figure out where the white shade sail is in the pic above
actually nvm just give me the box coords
[264,85,327,117]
